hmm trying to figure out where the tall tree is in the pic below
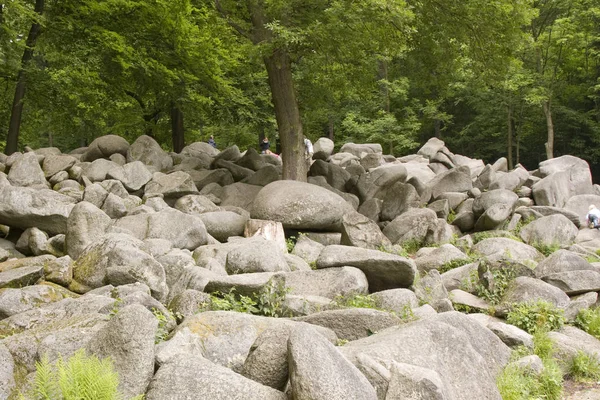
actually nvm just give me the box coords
[5,0,44,154]
[215,0,412,180]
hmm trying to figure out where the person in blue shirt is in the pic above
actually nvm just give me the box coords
[207,135,217,148]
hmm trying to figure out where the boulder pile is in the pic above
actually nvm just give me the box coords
[1,134,600,399]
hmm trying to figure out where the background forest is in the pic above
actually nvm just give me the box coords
[1,0,599,177]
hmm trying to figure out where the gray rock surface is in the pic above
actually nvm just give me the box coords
[146,354,286,400]
[252,181,354,231]
[288,325,377,400]
[317,245,416,291]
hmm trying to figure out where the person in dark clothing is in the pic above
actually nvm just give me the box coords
[208,135,217,148]
[260,137,272,154]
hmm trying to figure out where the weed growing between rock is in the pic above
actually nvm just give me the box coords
[532,242,561,257]
[568,351,600,382]
[475,263,517,305]
[21,349,144,400]
[201,278,290,318]
[575,308,600,339]
[506,301,565,334]
[497,331,563,400]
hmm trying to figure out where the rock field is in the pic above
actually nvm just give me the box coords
[1,134,600,399]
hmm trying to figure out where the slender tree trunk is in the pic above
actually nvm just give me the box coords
[263,49,306,181]
[48,131,53,147]
[170,105,185,153]
[328,116,334,141]
[434,119,442,138]
[543,99,554,159]
[6,0,44,155]
[249,1,305,181]
[507,104,513,170]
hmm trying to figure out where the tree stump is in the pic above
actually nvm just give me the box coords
[244,219,287,253]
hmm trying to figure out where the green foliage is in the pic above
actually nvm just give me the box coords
[568,351,600,382]
[255,278,289,318]
[21,349,143,400]
[497,331,563,400]
[574,308,600,340]
[511,216,535,237]
[400,239,425,256]
[507,301,565,334]
[438,258,474,274]
[446,210,457,224]
[532,242,561,257]
[201,279,290,318]
[285,236,297,253]
[471,231,521,244]
[151,308,175,344]
[475,264,517,305]
[333,293,379,310]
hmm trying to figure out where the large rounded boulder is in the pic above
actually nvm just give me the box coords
[251,181,354,231]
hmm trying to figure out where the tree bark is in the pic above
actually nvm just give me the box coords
[434,119,442,138]
[328,116,334,141]
[507,104,513,170]
[543,99,554,159]
[248,1,306,181]
[263,49,306,181]
[170,105,185,153]
[6,0,44,155]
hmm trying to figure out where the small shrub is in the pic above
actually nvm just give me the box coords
[446,210,457,224]
[472,231,520,244]
[201,279,289,317]
[507,301,565,334]
[152,308,175,344]
[21,349,143,400]
[336,338,349,346]
[575,308,600,339]
[400,239,425,255]
[532,242,561,257]
[475,264,517,305]
[511,216,535,237]
[497,333,563,400]
[438,258,474,274]
[285,236,297,252]
[333,293,379,309]
[256,278,290,317]
[568,351,600,382]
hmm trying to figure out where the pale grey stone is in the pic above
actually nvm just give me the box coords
[288,325,377,400]
[86,305,156,399]
[65,201,112,260]
[252,181,353,231]
[146,354,286,400]
[316,245,416,291]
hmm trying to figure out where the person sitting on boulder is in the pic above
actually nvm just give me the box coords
[260,137,273,155]
[586,204,600,229]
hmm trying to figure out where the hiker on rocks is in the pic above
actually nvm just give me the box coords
[304,137,313,169]
[260,137,273,155]
[208,135,217,148]
[586,204,600,229]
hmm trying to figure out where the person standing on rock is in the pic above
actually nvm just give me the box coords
[304,137,313,170]
[586,204,600,229]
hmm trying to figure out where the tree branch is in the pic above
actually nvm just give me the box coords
[215,0,251,40]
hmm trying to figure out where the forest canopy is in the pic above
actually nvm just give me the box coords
[1,0,599,176]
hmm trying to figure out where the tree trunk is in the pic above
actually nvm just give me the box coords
[507,104,513,170]
[434,119,442,138]
[170,105,185,153]
[6,0,44,155]
[263,49,306,181]
[328,116,334,141]
[543,99,554,159]
[248,0,305,181]
[48,131,53,147]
